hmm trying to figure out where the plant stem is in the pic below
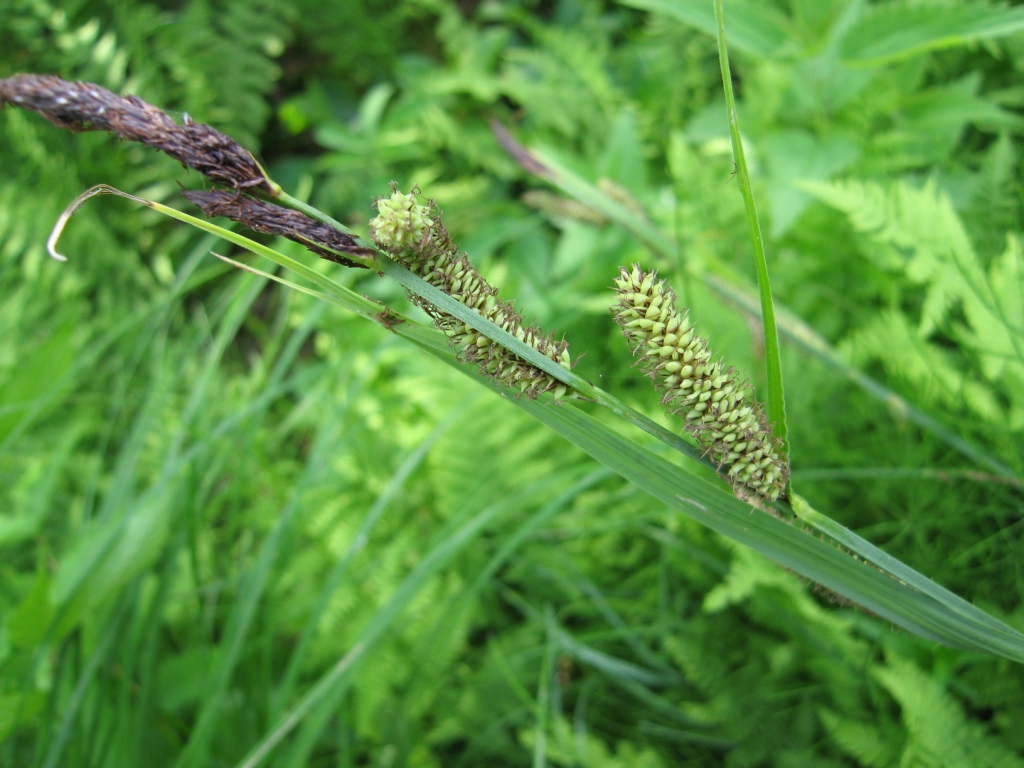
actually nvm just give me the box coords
[714,0,790,489]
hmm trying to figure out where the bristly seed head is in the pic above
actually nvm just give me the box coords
[612,265,788,502]
[370,187,575,400]
[370,190,434,251]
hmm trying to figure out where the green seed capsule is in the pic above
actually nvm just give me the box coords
[611,264,787,502]
[371,187,576,401]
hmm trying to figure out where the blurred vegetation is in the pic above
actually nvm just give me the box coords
[2,0,1024,765]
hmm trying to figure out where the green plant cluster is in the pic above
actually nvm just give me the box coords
[2,0,1024,766]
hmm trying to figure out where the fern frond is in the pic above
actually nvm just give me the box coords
[842,310,1002,423]
[819,708,901,768]
[875,655,1024,768]
[808,178,1024,426]
[150,0,288,148]
[803,178,977,335]
[965,133,1020,259]
[958,234,1024,427]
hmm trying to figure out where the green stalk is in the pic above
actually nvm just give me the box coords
[714,0,789,483]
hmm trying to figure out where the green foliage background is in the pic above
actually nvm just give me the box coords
[2,0,1024,765]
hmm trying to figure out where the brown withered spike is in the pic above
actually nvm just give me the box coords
[0,74,274,194]
[183,190,372,268]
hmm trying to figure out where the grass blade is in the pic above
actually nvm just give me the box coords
[714,0,788,467]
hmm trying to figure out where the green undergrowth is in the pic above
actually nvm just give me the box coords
[2,0,1024,766]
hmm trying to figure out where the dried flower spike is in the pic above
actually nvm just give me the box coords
[612,265,788,502]
[0,74,274,193]
[183,190,371,268]
[370,188,574,400]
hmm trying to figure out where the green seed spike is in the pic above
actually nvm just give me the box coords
[612,265,788,502]
[370,187,574,400]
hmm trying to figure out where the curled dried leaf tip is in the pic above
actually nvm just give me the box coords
[370,187,575,400]
[0,74,274,193]
[612,265,788,502]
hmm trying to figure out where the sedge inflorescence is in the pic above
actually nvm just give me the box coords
[0,74,370,268]
[370,188,574,400]
[612,265,788,502]
[0,74,273,194]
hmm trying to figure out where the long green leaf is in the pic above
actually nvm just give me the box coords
[506,397,1024,663]
[64,185,1024,664]
[399,323,1024,664]
[715,0,789,472]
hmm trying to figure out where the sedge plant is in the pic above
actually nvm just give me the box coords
[2,15,1023,762]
